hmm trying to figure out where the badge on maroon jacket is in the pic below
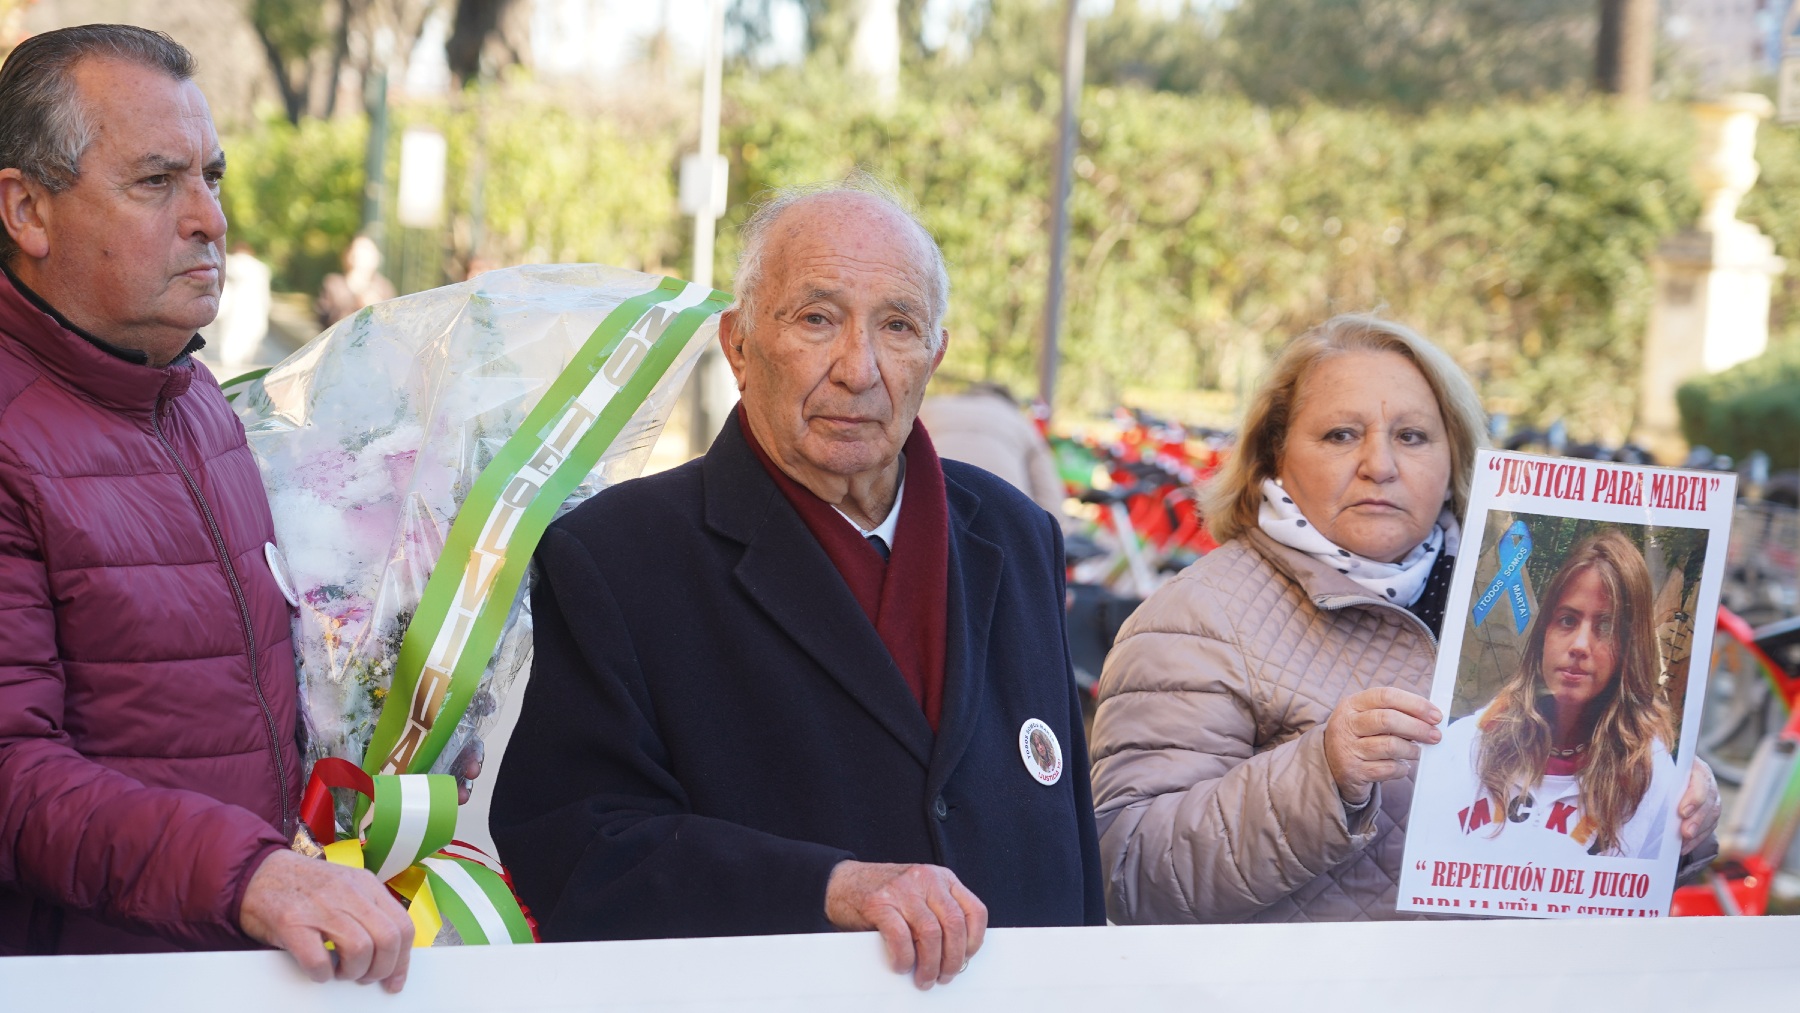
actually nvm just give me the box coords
[1019,718,1063,786]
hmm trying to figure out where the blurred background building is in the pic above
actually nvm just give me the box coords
[1665,0,1788,94]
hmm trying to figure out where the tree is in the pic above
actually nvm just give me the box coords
[727,0,778,61]
[445,0,530,87]
[934,0,1229,98]
[918,0,1595,110]
[1219,0,1595,109]
[1594,0,1655,104]
[250,0,441,124]
[1084,0,1227,95]
[250,0,335,125]
[729,0,914,73]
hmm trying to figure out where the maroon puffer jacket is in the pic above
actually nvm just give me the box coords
[0,271,301,954]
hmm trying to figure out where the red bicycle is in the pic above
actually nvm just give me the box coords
[1672,607,1800,916]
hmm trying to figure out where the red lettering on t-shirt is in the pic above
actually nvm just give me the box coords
[1459,797,1494,834]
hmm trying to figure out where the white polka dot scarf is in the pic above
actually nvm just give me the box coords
[1256,478,1461,607]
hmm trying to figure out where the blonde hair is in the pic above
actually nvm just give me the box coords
[1474,529,1675,855]
[1202,314,1488,543]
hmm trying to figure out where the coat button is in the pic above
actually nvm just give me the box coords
[933,795,949,820]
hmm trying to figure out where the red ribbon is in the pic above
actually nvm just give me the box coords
[299,757,376,843]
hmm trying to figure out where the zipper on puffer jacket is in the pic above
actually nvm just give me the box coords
[151,395,291,837]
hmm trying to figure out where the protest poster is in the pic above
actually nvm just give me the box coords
[1397,449,1735,918]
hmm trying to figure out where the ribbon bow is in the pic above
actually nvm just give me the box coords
[1472,520,1533,634]
[300,759,535,947]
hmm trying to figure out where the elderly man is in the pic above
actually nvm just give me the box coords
[492,178,1103,987]
[0,25,413,988]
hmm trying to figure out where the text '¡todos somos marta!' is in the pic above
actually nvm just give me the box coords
[1491,457,1720,513]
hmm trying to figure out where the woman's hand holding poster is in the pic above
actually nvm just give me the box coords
[1398,449,1734,918]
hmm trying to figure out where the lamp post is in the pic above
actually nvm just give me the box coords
[362,67,389,246]
[690,0,725,290]
[685,0,731,457]
[1039,0,1085,417]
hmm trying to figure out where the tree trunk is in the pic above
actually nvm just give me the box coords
[322,0,353,120]
[447,0,525,88]
[1595,0,1655,104]
[253,25,307,125]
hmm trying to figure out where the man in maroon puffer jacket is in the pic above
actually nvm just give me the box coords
[0,25,414,990]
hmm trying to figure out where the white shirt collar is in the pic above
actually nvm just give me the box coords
[831,458,905,551]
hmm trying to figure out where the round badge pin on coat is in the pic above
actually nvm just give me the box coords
[1019,718,1063,786]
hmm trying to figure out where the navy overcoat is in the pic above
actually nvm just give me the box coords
[491,413,1105,940]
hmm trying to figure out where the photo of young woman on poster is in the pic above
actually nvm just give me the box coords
[1438,529,1681,859]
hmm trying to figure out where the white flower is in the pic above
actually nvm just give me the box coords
[240,265,718,776]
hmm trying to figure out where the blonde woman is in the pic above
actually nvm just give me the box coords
[1439,531,1680,858]
[1089,315,1721,923]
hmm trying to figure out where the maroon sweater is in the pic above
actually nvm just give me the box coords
[740,409,950,730]
[0,270,298,954]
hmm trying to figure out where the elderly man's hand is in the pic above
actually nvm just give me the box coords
[1324,687,1442,805]
[453,738,485,806]
[1678,757,1722,854]
[825,860,987,990]
[240,849,415,993]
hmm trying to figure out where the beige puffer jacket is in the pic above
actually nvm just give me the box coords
[1091,530,1437,923]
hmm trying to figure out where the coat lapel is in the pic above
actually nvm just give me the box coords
[926,472,1002,794]
[704,415,934,767]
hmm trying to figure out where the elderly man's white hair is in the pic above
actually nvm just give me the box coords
[732,172,951,352]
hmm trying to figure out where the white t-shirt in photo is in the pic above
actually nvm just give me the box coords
[1430,708,1679,860]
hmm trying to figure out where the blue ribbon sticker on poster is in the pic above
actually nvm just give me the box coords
[1472,520,1533,634]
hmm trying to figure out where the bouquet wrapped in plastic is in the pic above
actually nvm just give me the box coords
[236,265,729,801]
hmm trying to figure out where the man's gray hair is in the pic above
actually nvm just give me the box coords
[733,172,952,350]
[0,25,197,262]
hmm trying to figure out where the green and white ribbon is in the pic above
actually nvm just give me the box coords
[218,367,271,404]
[420,852,535,946]
[361,276,732,778]
[363,772,460,883]
[306,758,535,945]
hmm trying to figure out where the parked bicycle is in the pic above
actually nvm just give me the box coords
[1675,607,1800,916]
[1054,408,1231,711]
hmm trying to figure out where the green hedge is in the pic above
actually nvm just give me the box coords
[219,98,683,295]
[219,77,1768,438]
[218,115,367,294]
[712,77,1698,435]
[1738,122,1800,342]
[1676,343,1800,462]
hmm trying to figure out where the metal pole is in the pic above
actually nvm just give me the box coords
[692,0,725,291]
[1040,0,1084,416]
[361,68,389,247]
[687,0,729,457]
[470,93,487,274]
